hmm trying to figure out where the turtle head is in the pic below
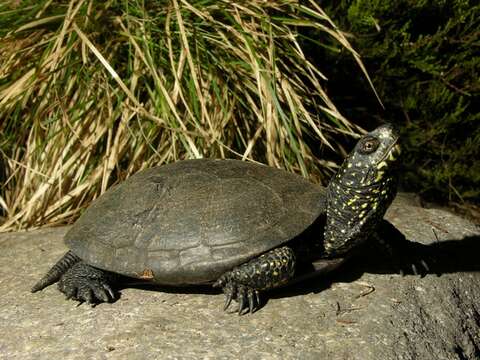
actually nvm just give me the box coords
[324,123,401,256]
[338,123,401,186]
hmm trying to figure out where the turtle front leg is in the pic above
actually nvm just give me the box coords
[213,246,296,315]
[58,262,116,304]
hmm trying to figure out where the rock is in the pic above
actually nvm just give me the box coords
[1,193,479,359]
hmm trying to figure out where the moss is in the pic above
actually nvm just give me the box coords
[321,0,480,204]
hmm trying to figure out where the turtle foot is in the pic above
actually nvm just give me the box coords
[214,277,261,315]
[383,240,434,277]
[58,262,116,305]
[213,246,296,315]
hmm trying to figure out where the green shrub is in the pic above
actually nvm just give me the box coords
[323,0,480,204]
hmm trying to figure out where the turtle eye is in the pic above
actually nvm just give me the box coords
[358,137,380,154]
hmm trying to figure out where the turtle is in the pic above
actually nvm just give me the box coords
[32,124,401,314]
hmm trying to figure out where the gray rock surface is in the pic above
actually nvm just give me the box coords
[1,193,479,360]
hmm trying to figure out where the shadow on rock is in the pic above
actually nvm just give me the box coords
[357,220,480,276]
[269,220,480,301]
[114,276,220,297]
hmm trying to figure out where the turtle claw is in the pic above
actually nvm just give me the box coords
[59,277,114,304]
[411,263,418,276]
[236,286,260,315]
[79,288,94,304]
[57,262,116,304]
[223,284,234,311]
[380,238,433,278]
[93,285,111,303]
[248,289,255,314]
[396,256,432,278]
[413,258,431,278]
[238,289,246,315]
[215,277,261,315]
[420,259,430,272]
[99,283,115,302]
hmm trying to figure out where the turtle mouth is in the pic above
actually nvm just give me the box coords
[376,140,401,169]
[387,143,402,162]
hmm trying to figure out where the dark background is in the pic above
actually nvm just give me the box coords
[313,0,479,215]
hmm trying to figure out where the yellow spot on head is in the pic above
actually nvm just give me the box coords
[377,161,388,169]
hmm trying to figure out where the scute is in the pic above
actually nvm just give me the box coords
[65,159,325,285]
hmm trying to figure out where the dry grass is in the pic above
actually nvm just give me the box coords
[0,0,374,231]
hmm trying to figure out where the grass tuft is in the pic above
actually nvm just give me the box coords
[0,0,371,230]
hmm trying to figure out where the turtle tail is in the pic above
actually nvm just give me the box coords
[31,250,81,293]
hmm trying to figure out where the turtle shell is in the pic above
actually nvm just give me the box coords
[65,159,325,285]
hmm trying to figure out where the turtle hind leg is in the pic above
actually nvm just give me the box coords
[57,262,116,304]
[31,250,81,293]
[213,246,296,315]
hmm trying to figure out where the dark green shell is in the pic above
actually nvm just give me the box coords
[65,159,325,285]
